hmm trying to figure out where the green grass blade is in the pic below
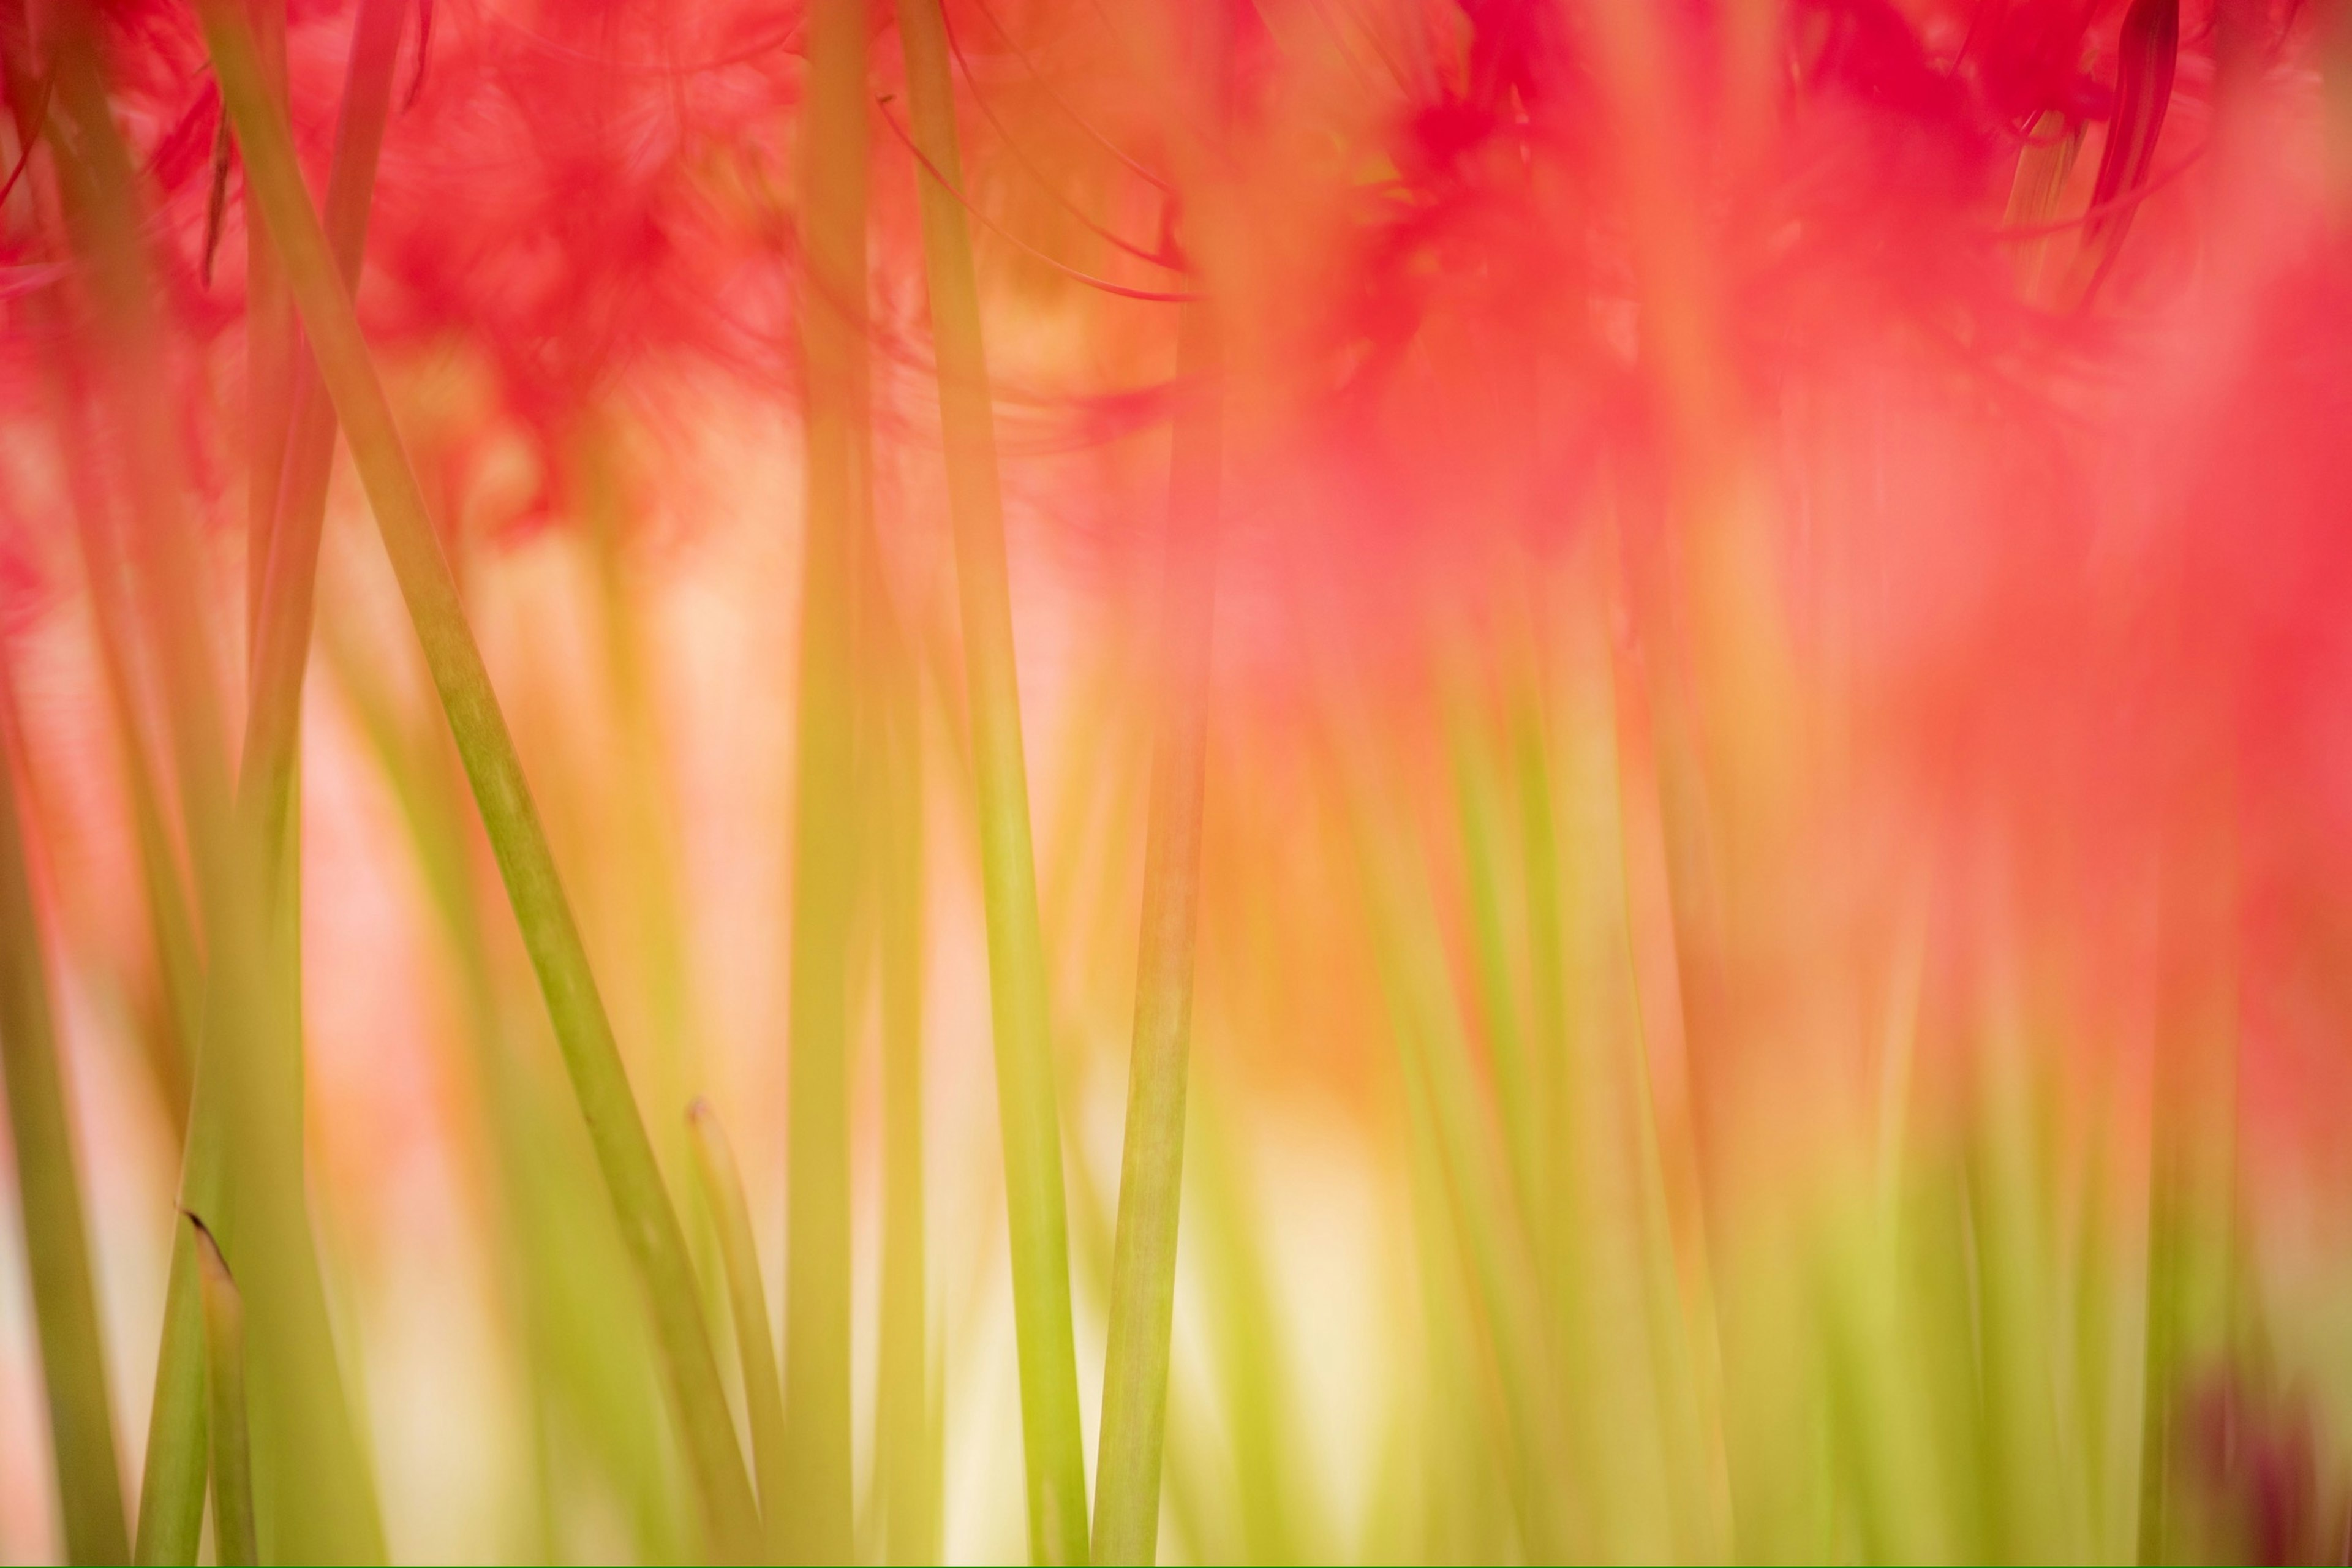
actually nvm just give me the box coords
[37,29,382,1563]
[239,0,403,850]
[242,0,292,662]
[780,1,870,1556]
[897,3,1090,1558]
[1189,1081,1305,1566]
[325,614,688,1564]
[1440,681,1544,1248]
[686,1101,789,1559]
[48,396,204,1136]
[197,9,760,1557]
[131,1227,205,1566]
[1093,304,1221,1568]
[133,1,405,1553]
[873,581,936,1566]
[1327,696,1580,1561]
[0,639,127,1565]
[189,1216,256,1568]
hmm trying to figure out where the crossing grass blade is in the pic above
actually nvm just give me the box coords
[196,6,761,1556]
[31,25,383,1564]
[870,541,937,1567]
[778,1,869,1557]
[898,1,1091,1558]
[686,1100,789,1559]
[0,630,127,1565]
[189,1215,257,1568]
[1093,303,1221,1568]
[323,614,691,1563]
[130,2,404,1556]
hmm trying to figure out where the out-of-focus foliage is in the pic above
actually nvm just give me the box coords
[4,1,2352,1563]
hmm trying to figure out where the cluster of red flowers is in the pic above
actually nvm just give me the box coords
[7,0,2350,1135]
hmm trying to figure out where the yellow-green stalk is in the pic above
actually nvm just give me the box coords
[869,535,936,1565]
[579,433,706,1236]
[31,28,381,1565]
[687,1101,789,1558]
[1093,301,1221,1567]
[189,1216,256,1568]
[0,5,202,1140]
[897,1,1090,1559]
[195,6,760,1557]
[324,618,687,1563]
[243,0,292,660]
[132,2,404,1556]
[1327,692,1579,1560]
[780,0,869,1557]
[0,628,126,1564]
[0,39,134,1568]
[1189,1082,1306,1566]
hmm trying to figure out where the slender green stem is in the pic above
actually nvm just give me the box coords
[134,7,406,1558]
[686,1101,789,1560]
[0,633,126,1566]
[197,9,760,1557]
[873,549,934,1567]
[0,91,162,1553]
[1442,684,1543,1240]
[189,1216,256,1568]
[1190,1083,1302,1566]
[118,745,203,1137]
[1327,696,1580,1560]
[244,0,292,662]
[1093,304,1221,1568]
[132,1225,205,1568]
[579,436,704,1218]
[239,0,404,846]
[69,422,204,1136]
[780,1,869,1557]
[33,27,378,1564]
[0,39,202,1136]
[898,3,1090,1558]
[323,618,684,1563]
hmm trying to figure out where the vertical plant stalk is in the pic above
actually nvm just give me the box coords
[1443,686,1544,1241]
[133,1230,205,1568]
[897,2,1090,1558]
[195,7,760,1559]
[780,0,867,1557]
[243,0,292,660]
[0,23,202,1137]
[1093,304,1221,1568]
[685,1101,789,1559]
[1189,1088,1302,1566]
[579,437,704,1211]
[241,0,401,843]
[189,1216,256,1568]
[324,614,684,1563]
[1339,751,1581,1560]
[64,394,205,1137]
[29,25,378,1565]
[135,4,405,1558]
[0,86,159,1562]
[0,631,127,1566]
[2136,716,2242,1563]
[871,524,934,1567]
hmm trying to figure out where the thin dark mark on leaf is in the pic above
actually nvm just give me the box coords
[878,96,1200,303]
[2076,0,2180,305]
[202,91,234,287]
[0,68,50,209]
